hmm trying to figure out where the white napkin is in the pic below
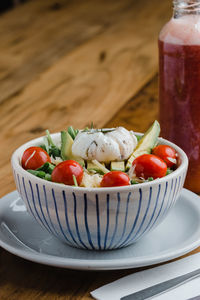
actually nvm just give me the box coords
[91,252,200,300]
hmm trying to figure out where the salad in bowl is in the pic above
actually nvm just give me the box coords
[11,121,187,250]
[20,121,178,188]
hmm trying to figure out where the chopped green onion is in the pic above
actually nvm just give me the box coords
[43,130,61,158]
[131,180,139,185]
[27,169,52,181]
[39,144,47,152]
[147,177,154,181]
[27,170,46,179]
[49,146,61,158]
[72,175,78,187]
[43,136,50,154]
[46,129,56,147]
[74,129,79,136]
[67,126,76,139]
[166,168,173,175]
[45,174,52,181]
[67,126,79,140]
[82,127,89,132]
[37,162,55,174]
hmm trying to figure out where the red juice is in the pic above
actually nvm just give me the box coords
[159,15,200,192]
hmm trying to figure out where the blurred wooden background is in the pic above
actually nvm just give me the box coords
[0,0,28,13]
[0,0,171,199]
[0,1,188,300]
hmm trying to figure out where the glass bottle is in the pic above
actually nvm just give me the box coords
[159,0,200,193]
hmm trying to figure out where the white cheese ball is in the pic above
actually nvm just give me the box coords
[72,127,137,162]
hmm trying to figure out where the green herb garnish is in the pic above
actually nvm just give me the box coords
[27,162,54,181]
[131,179,139,185]
[147,177,154,181]
[166,168,173,175]
[27,170,47,179]
[82,128,115,134]
[45,174,52,181]
[46,130,55,147]
[49,146,61,158]
[37,162,55,174]
[67,126,79,140]
[44,130,61,158]
[39,144,47,152]
[72,175,78,187]
[43,136,50,153]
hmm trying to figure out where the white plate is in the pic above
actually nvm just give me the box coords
[0,189,200,270]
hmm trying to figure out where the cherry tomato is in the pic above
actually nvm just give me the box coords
[100,171,130,187]
[132,154,167,179]
[51,160,83,186]
[152,145,177,168]
[22,147,51,170]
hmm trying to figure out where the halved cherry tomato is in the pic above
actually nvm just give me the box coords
[132,154,167,179]
[100,171,130,187]
[51,160,83,186]
[152,145,177,168]
[22,147,51,170]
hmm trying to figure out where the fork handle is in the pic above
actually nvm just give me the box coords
[121,268,200,300]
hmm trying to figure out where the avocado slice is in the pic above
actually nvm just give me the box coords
[91,159,110,174]
[87,161,105,174]
[126,120,160,170]
[61,131,85,167]
[111,161,125,172]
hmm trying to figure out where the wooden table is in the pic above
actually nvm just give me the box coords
[0,0,200,299]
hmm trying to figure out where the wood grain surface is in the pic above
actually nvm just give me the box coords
[1,0,199,299]
[0,0,171,198]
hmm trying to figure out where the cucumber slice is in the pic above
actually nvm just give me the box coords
[110,161,125,172]
[91,160,110,174]
[87,161,105,174]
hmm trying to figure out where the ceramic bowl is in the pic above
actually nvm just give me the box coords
[11,133,188,250]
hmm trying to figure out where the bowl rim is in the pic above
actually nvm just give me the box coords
[11,132,188,193]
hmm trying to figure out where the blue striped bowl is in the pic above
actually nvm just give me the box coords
[11,133,188,250]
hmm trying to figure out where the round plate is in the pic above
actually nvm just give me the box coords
[0,189,200,270]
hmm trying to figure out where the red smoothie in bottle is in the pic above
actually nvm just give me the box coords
[159,13,200,193]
